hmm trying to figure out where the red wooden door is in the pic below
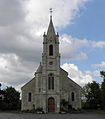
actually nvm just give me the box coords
[48,97,55,112]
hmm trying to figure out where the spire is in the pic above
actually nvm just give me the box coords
[47,8,55,36]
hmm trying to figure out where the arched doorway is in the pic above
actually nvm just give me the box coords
[48,97,55,112]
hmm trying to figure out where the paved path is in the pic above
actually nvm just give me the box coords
[0,112,105,119]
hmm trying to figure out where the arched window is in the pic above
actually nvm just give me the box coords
[48,73,54,90]
[49,45,53,56]
[71,92,75,101]
[28,92,32,102]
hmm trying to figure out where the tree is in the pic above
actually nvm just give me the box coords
[100,71,105,109]
[3,87,21,110]
[0,83,1,90]
[100,71,105,78]
[60,99,69,112]
[0,83,5,110]
[83,81,101,109]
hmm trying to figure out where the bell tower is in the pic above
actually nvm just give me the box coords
[42,9,60,93]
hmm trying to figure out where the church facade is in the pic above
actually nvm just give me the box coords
[21,16,81,113]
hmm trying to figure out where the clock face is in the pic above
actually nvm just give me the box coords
[49,61,53,65]
[48,37,52,42]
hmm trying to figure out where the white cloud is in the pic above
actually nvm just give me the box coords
[69,52,88,60]
[61,63,93,86]
[60,34,105,60]
[92,41,105,48]
[85,70,100,78]
[24,0,89,29]
[0,53,38,91]
[93,61,105,68]
[60,34,88,59]
[1,0,103,92]
[0,0,91,90]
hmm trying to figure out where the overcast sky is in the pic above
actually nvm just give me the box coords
[0,0,105,91]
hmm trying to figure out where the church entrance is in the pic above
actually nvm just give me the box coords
[48,97,55,112]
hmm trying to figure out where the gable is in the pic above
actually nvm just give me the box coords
[67,77,81,89]
[21,77,35,90]
[60,67,68,76]
[60,67,81,90]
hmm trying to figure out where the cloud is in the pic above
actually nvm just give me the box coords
[85,70,101,78]
[68,52,88,60]
[0,0,25,26]
[0,54,33,84]
[60,34,88,59]
[61,63,93,86]
[0,0,103,92]
[72,52,88,60]
[0,0,91,91]
[0,53,40,92]
[24,0,89,28]
[92,41,105,48]
[0,0,90,62]
[60,34,105,60]
[93,61,105,68]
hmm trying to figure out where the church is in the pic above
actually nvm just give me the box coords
[21,13,81,113]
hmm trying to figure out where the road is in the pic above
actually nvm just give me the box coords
[0,112,105,119]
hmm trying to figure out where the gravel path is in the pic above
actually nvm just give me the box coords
[0,112,105,119]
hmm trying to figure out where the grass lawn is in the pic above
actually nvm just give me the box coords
[0,110,21,113]
[85,110,105,114]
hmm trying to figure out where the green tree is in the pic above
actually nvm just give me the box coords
[60,99,69,112]
[100,71,105,109]
[0,83,4,110]
[3,87,21,110]
[0,83,1,90]
[100,71,105,78]
[83,81,101,109]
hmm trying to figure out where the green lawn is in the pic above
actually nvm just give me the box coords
[86,110,105,114]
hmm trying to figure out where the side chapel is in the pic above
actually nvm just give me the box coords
[21,12,81,113]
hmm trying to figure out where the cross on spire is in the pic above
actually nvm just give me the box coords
[50,8,53,19]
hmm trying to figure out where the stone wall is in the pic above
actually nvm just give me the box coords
[21,78,36,111]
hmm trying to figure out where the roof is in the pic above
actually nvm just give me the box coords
[36,64,42,73]
[47,16,55,37]
[60,67,82,89]
[21,77,35,89]
[67,77,82,89]
[60,67,68,75]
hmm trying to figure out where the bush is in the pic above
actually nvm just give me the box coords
[35,107,44,114]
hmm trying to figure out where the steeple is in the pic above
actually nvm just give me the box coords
[47,8,55,36]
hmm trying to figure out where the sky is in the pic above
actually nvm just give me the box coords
[0,0,105,91]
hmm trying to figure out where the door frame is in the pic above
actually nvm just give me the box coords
[48,97,55,112]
